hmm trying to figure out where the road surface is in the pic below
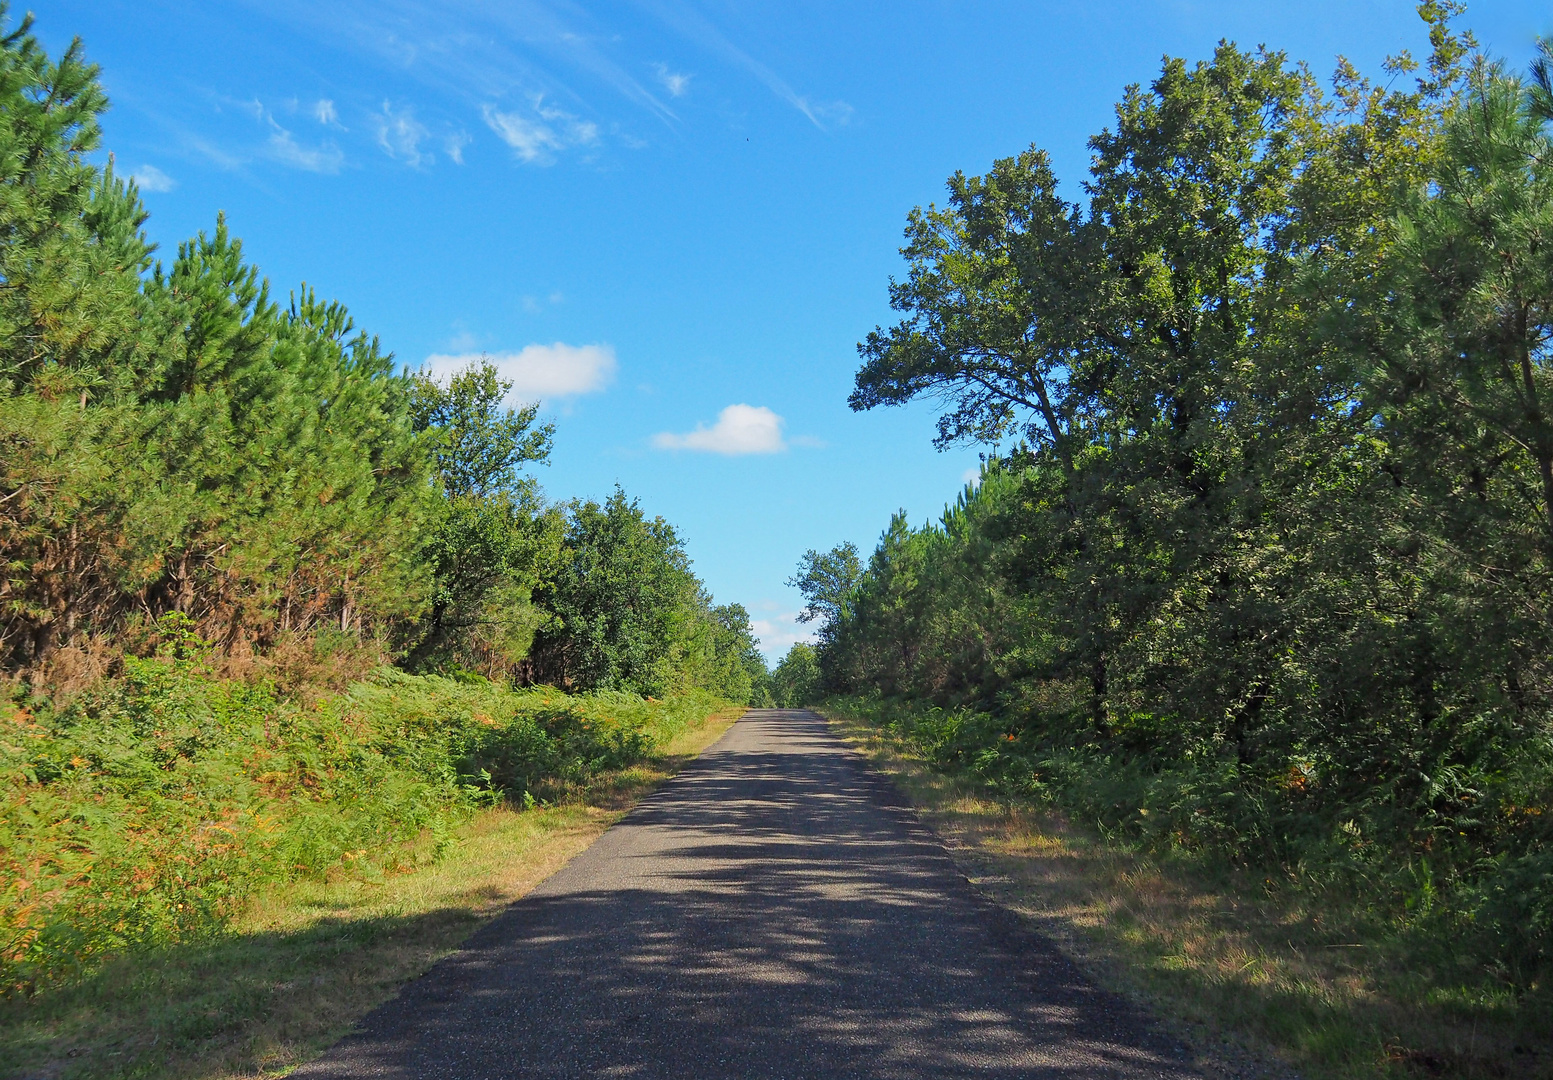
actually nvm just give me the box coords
[295,709,1199,1079]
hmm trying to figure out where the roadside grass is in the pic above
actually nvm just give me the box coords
[0,705,741,1080]
[823,706,1553,1080]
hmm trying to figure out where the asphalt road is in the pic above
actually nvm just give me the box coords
[294,709,1200,1079]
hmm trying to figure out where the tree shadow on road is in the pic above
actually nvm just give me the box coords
[299,710,1198,1080]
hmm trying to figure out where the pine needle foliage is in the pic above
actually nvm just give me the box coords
[0,3,770,998]
[0,5,766,701]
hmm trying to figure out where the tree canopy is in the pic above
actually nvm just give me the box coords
[826,7,1553,986]
[0,9,767,704]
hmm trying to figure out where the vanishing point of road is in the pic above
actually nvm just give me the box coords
[295,709,1200,1079]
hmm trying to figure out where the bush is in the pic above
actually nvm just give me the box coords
[772,644,822,707]
[835,693,1553,988]
[0,651,719,996]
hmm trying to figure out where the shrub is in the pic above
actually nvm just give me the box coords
[0,652,718,995]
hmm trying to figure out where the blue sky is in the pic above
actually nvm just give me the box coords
[27,0,1550,661]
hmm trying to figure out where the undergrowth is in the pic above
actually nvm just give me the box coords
[0,631,720,997]
[829,694,1553,1079]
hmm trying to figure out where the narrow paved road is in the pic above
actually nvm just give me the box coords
[296,710,1199,1079]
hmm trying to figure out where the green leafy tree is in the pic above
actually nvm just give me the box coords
[701,602,770,705]
[405,361,555,674]
[788,542,862,630]
[1,11,435,672]
[410,360,552,501]
[771,642,822,708]
[822,4,1553,985]
[526,489,702,695]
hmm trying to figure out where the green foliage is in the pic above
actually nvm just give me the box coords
[0,627,720,996]
[528,488,698,694]
[526,489,768,703]
[787,543,862,633]
[409,360,552,502]
[0,10,762,705]
[0,3,766,1007]
[702,602,773,707]
[0,4,435,665]
[403,360,557,676]
[834,9,1553,990]
[771,643,821,707]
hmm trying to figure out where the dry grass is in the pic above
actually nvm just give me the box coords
[824,708,1553,1080]
[1,707,742,1080]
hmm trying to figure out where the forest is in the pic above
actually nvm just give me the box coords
[790,1,1553,1005]
[0,11,767,702]
[0,8,766,997]
[9,0,1553,1071]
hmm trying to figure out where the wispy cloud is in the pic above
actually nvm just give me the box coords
[422,343,617,404]
[127,163,176,192]
[482,103,561,163]
[482,96,597,164]
[653,63,692,98]
[520,290,564,314]
[267,123,344,172]
[250,0,677,126]
[541,98,599,145]
[193,0,842,184]
[224,97,347,172]
[374,100,431,165]
[181,131,246,171]
[806,100,855,127]
[636,0,851,129]
[443,326,482,352]
[653,404,786,455]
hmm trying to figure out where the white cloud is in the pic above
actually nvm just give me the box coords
[444,326,482,352]
[483,104,561,163]
[445,131,471,164]
[652,404,786,455]
[962,466,981,486]
[374,101,431,166]
[267,127,344,173]
[539,99,600,146]
[128,163,175,192]
[483,97,598,165]
[637,4,847,129]
[750,614,816,662]
[313,98,340,126]
[238,98,343,172]
[422,343,617,403]
[654,63,692,97]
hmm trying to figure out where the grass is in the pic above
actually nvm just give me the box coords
[0,702,740,1080]
[823,705,1553,1080]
